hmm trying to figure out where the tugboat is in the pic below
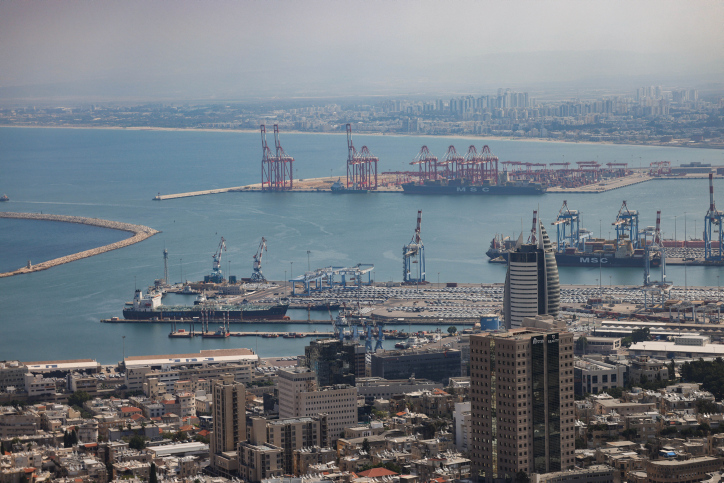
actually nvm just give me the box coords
[0,194,8,202]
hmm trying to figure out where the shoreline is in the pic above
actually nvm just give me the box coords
[1,124,720,151]
[0,212,159,278]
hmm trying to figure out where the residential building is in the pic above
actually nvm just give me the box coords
[574,358,627,395]
[247,415,328,475]
[210,374,245,474]
[277,368,356,444]
[503,221,560,329]
[455,402,471,452]
[0,361,28,391]
[238,442,283,482]
[470,329,575,481]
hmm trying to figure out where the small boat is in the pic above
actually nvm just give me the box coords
[0,194,8,202]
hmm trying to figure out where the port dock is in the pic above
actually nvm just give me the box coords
[153,172,724,201]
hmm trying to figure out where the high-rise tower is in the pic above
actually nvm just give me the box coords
[470,329,575,481]
[503,221,560,329]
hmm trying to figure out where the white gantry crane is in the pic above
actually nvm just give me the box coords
[251,237,268,283]
[403,210,425,284]
[208,237,226,283]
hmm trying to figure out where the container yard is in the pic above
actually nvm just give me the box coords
[151,127,724,199]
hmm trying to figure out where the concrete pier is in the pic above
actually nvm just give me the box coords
[0,212,159,278]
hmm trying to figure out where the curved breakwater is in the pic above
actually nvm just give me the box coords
[0,212,158,278]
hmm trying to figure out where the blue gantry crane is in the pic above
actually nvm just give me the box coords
[612,201,640,249]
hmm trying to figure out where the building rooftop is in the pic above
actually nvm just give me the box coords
[124,348,257,368]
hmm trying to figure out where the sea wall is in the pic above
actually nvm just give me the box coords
[0,212,159,278]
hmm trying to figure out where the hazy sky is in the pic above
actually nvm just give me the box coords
[1,0,723,99]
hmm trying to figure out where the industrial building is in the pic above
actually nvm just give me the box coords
[370,348,462,384]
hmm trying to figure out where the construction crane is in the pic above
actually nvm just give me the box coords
[403,210,425,284]
[206,237,226,283]
[250,237,268,283]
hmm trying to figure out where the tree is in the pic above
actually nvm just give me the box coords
[67,391,91,408]
[70,429,78,446]
[447,326,458,336]
[128,435,146,450]
[149,462,158,483]
[171,431,187,442]
[514,470,530,483]
[362,438,371,454]
[668,359,676,380]
[604,386,623,399]
[631,327,651,343]
[63,430,70,448]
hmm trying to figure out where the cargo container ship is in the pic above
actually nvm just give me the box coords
[123,290,289,321]
[402,178,546,195]
[486,236,660,267]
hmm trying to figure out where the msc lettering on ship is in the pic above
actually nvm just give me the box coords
[455,187,490,192]
[579,257,608,264]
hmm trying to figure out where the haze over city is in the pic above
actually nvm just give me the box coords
[1,0,723,101]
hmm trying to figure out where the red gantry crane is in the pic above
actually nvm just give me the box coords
[345,124,378,190]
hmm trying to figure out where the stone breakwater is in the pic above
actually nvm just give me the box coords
[0,212,159,278]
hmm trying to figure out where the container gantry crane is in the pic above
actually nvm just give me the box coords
[250,237,268,283]
[403,210,425,284]
[704,173,724,261]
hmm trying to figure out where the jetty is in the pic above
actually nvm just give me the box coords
[0,212,159,278]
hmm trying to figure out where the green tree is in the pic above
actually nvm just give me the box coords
[171,431,187,442]
[362,438,371,454]
[631,327,651,343]
[514,470,530,483]
[128,435,146,450]
[604,386,623,399]
[63,430,70,448]
[70,429,78,446]
[67,391,91,408]
[447,326,457,336]
[668,359,676,380]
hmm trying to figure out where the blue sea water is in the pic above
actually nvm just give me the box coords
[1,127,723,364]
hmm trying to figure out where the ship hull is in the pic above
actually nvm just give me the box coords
[123,304,288,321]
[486,249,659,267]
[402,183,545,195]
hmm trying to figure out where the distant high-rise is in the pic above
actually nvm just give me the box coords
[503,222,560,329]
[470,329,575,481]
[211,374,246,468]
